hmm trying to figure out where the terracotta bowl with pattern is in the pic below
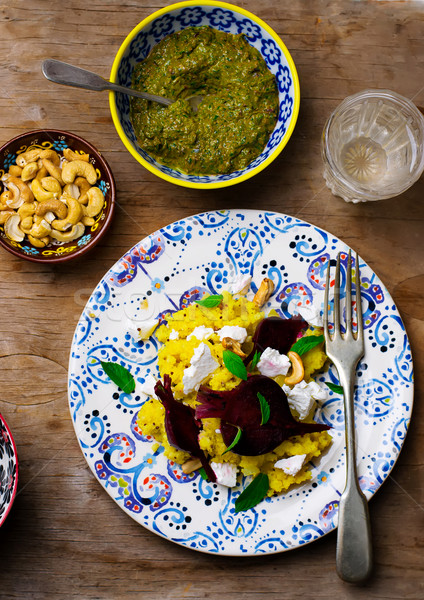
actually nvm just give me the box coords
[0,129,115,264]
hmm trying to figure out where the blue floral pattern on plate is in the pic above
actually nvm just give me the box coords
[68,209,413,556]
[0,414,18,527]
[112,4,298,186]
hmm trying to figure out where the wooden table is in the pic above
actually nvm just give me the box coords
[0,1,423,598]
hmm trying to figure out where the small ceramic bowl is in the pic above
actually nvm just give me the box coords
[0,413,18,528]
[109,0,300,189]
[0,129,115,263]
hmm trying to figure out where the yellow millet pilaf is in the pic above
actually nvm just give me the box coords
[136,291,332,495]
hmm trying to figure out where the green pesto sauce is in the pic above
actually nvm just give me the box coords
[130,26,279,175]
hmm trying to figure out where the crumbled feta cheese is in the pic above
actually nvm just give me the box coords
[182,343,219,394]
[216,325,248,343]
[127,317,159,341]
[169,329,179,340]
[257,347,291,377]
[229,274,252,296]
[187,325,214,341]
[274,454,307,476]
[136,373,159,401]
[211,462,238,487]
[294,303,323,327]
[282,380,329,420]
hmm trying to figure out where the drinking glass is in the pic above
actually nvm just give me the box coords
[321,90,424,203]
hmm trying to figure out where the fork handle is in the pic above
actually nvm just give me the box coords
[336,370,373,582]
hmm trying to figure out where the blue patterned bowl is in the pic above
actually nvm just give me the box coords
[109,1,300,189]
[0,413,18,528]
[0,130,116,264]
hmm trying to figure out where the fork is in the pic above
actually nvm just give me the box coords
[323,250,373,583]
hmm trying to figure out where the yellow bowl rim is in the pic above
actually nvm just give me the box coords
[109,0,300,189]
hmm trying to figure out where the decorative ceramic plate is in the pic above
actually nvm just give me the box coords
[68,209,413,555]
[0,413,18,527]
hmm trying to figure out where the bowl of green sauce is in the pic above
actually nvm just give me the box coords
[110,1,300,189]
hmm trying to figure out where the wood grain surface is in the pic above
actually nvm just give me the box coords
[0,1,423,598]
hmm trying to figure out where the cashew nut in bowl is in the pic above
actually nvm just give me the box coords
[42,158,64,186]
[31,178,55,202]
[0,210,15,225]
[41,176,62,195]
[74,177,91,204]
[9,165,22,177]
[16,148,42,167]
[63,148,89,162]
[50,222,85,242]
[35,165,49,181]
[4,213,25,242]
[84,186,104,218]
[27,234,49,248]
[29,219,52,239]
[18,202,37,220]
[21,162,39,182]
[52,195,83,231]
[63,183,80,199]
[39,148,60,166]
[20,216,34,233]
[62,160,97,185]
[0,142,110,252]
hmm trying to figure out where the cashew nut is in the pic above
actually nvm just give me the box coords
[4,175,34,206]
[20,216,34,233]
[0,211,15,225]
[29,219,52,239]
[63,148,89,162]
[39,148,60,166]
[27,234,49,248]
[0,191,12,210]
[18,202,37,220]
[83,186,104,218]
[4,213,25,242]
[63,183,80,199]
[16,148,42,167]
[182,458,202,474]
[222,337,246,358]
[253,278,275,308]
[35,165,49,181]
[52,195,83,231]
[284,351,305,385]
[41,176,62,195]
[9,165,22,177]
[74,177,91,204]
[31,178,55,202]
[50,222,85,242]
[36,198,67,220]
[42,158,64,185]
[62,160,97,185]
[82,216,95,226]
[21,162,39,182]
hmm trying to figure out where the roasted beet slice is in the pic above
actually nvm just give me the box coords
[245,316,308,364]
[196,375,330,456]
[154,375,216,481]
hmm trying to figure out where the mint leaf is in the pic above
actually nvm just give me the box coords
[235,473,269,513]
[198,467,209,480]
[257,392,270,425]
[249,350,261,372]
[325,382,344,395]
[195,294,223,308]
[290,334,324,356]
[223,350,248,380]
[222,426,242,454]
[100,361,135,393]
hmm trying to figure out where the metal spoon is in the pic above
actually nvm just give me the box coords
[41,59,202,110]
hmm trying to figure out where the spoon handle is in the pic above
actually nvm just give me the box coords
[41,59,173,106]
